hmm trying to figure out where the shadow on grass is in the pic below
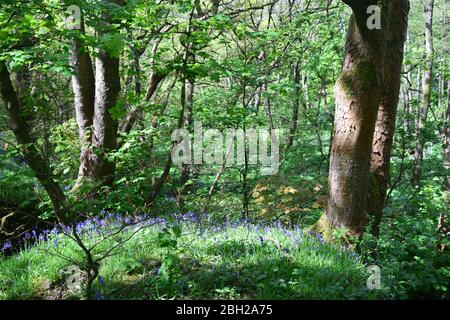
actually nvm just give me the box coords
[100,240,375,300]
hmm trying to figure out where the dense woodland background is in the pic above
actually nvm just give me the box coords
[0,0,449,300]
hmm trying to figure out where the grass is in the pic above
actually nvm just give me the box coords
[0,213,380,300]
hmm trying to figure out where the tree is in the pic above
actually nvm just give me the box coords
[0,62,67,222]
[69,1,123,188]
[445,77,450,188]
[90,0,123,183]
[285,61,301,150]
[368,0,409,236]
[324,0,394,236]
[69,10,96,190]
[411,0,434,187]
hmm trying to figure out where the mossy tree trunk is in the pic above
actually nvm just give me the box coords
[326,0,392,236]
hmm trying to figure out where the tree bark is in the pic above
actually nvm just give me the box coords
[0,62,67,221]
[368,0,409,236]
[285,61,301,150]
[90,1,123,182]
[180,77,194,187]
[411,0,434,187]
[445,78,450,188]
[69,16,96,189]
[325,1,390,236]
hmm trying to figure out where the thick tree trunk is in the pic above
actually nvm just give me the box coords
[91,51,120,181]
[325,1,389,236]
[368,0,409,236]
[0,62,67,221]
[90,1,122,182]
[411,0,434,187]
[69,17,96,189]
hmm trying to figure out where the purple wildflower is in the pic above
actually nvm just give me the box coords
[98,276,106,287]
[315,233,324,243]
[95,291,105,300]
[1,241,12,251]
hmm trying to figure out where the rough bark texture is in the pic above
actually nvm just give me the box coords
[91,50,120,180]
[0,62,67,221]
[69,17,96,188]
[411,0,434,187]
[368,0,409,235]
[326,1,390,236]
[90,1,122,182]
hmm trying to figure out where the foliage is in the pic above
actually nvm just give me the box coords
[0,0,449,300]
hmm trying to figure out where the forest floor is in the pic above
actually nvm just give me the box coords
[0,213,379,300]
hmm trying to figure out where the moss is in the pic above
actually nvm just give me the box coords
[309,212,333,241]
[340,61,377,95]
[308,213,359,250]
[32,277,51,294]
[355,62,377,91]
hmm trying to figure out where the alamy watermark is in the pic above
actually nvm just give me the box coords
[367,265,381,290]
[62,265,83,291]
[64,3,382,31]
[366,5,381,30]
[171,121,280,175]
[66,5,81,30]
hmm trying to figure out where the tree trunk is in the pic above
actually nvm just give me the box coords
[368,0,409,236]
[263,80,275,131]
[325,0,390,236]
[120,72,165,134]
[120,40,165,135]
[402,31,413,134]
[69,16,96,190]
[445,78,450,188]
[0,62,67,221]
[285,61,301,150]
[90,1,122,182]
[180,77,194,187]
[411,0,434,187]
